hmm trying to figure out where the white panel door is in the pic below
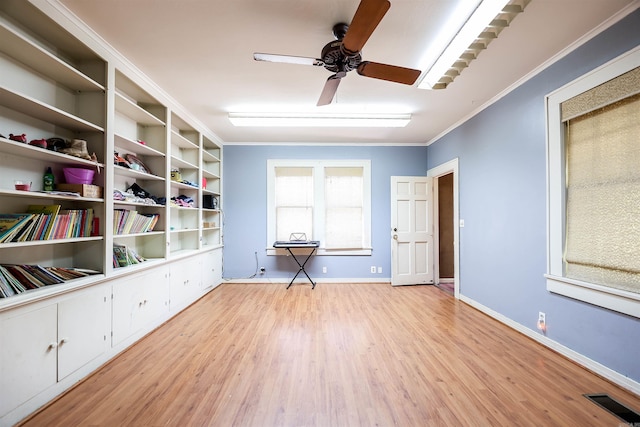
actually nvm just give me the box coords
[0,305,57,416]
[391,176,434,286]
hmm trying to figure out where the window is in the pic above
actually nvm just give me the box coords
[267,159,371,255]
[546,47,640,318]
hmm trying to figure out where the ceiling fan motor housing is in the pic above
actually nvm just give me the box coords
[320,22,362,73]
[321,40,362,73]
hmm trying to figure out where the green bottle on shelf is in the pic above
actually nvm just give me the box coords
[43,167,54,192]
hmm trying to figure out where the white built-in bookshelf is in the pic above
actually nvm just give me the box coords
[0,1,223,424]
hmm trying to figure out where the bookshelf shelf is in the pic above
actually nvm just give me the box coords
[0,137,105,168]
[0,22,104,92]
[0,87,104,133]
[115,92,165,126]
[113,200,164,208]
[0,236,103,248]
[113,231,164,238]
[170,155,198,170]
[109,258,165,277]
[0,188,103,202]
[114,133,165,157]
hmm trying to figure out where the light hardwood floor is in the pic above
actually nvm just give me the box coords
[21,283,640,426]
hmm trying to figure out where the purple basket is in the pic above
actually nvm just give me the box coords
[63,168,95,184]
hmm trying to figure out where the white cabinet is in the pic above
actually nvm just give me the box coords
[202,248,223,290]
[112,267,170,346]
[169,257,202,312]
[0,285,110,418]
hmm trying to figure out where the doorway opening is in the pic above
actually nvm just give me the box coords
[428,159,460,298]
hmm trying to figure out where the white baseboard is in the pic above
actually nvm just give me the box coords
[223,277,392,284]
[459,294,640,396]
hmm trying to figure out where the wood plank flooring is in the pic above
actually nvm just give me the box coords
[21,283,640,426]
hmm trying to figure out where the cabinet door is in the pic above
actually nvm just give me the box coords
[57,286,111,380]
[201,249,222,289]
[170,257,202,310]
[0,305,57,416]
[141,268,171,326]
[112,267,169,346]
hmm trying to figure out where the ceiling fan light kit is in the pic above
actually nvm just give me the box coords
[418,0,529,90]
[253,0,421,106]
[228,112,411,128]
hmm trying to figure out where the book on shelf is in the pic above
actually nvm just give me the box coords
[113,243,147,268]
[9,215,38,243]
[0,265,26,295]
[0,264,98,298]
[0,207,95,243]
[50,208,94,240]
[113,209,159,235]
[0,213,33,243]
[6,265,43,290]
[26,204,61,240]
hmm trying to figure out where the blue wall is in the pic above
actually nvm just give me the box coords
[427,10,640,383]
[222,145,427,280]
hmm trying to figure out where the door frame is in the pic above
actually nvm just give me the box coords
[427,158,460,298]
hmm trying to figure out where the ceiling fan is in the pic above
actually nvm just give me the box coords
[254,0,421,106]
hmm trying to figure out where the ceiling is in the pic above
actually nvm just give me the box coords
[57,0,637,145]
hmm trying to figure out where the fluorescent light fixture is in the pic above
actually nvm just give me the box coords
[418,0,513,90]
[228,112,411,128]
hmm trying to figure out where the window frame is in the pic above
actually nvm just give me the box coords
[266,159,372,256]
[545,46,640,318]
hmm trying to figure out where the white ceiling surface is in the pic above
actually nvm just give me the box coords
[58,0,636,145]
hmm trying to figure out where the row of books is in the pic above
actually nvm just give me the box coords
[113,209,159,235]
[113,244,146,268]
[0,264,96,298]
[0,205,96,243]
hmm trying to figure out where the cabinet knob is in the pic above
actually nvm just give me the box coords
[60,337,69,345]
[48,342,58,350]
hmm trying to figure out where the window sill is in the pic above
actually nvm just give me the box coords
[545,274,640,319]
[267,248,372,256]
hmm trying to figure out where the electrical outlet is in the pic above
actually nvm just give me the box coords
[259,267,265,274]
[537,312,546,331]
[377,266,382,274]
[370,266,376,274]
[322,266,327,273]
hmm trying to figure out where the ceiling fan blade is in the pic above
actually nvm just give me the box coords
[342,0,390,55]
[254,52,324,67]
[317,74,343,106]
[357,61,421,85]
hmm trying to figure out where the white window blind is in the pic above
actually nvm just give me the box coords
[275,167,313,241]
[564,93,640,293]
[324,167,364,249]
